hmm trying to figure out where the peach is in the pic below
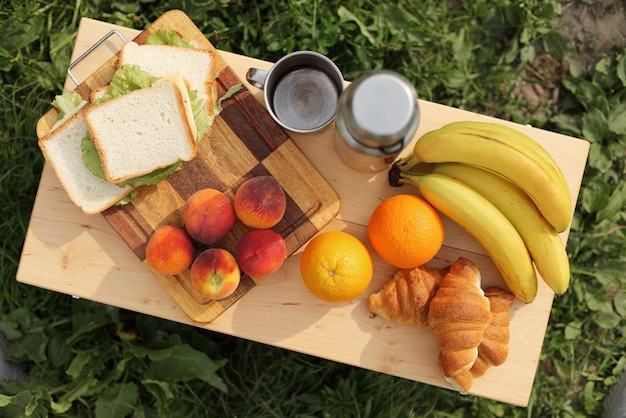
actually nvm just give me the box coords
[183,188,235,245]
[145,226,194,275]
[235,229,287,278]
[234,176,287,229]
[190,248,241,300]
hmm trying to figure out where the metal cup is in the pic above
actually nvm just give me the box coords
[246,51,344,133]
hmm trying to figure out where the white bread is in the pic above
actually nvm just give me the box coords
[84,77,197,184]
[118,41,217,116]
[38,109,135,214]
[89,85,109,103]
[90,73,197,140]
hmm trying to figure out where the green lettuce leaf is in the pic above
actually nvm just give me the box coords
[52,90,85,119]
[145,29,196,48]
[80,133,106,179]
[96,64,157,103]
[216,84,243,113]
[117,162,183,187]
[189,90,213,140]
[115,189,139,206]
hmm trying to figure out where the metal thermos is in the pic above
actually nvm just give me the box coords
[333,70,420,172]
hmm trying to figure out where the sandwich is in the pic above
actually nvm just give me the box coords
[38,29,219,214]
[84,72,198,184]
[38,106,135,214]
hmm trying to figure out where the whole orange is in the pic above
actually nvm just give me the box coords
[368,194,444,269]
[300,231,373,303]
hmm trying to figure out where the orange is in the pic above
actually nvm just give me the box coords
[367,194,444,269]
[300,231,373,303]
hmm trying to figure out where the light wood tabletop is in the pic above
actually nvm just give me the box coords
[17,13,590,407]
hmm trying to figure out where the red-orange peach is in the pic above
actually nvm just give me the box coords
[145,226,194,275]
[234,176,287,229]
[235,229,287,278]
[190,248,241,300]
[183,188,235,245]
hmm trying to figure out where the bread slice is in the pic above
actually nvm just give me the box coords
[89,73,196,138]
[89,85,109,103]
[118,41,217,116]
[83,77,197,184]
[38,109,135,214]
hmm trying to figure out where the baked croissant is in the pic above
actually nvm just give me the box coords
[427,257,493,393]
[368,265,448,327]
[471,287,515,377]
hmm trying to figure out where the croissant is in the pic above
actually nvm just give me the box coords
[368,265,448,327]
[471,287,515,377]
[427,257,493,393]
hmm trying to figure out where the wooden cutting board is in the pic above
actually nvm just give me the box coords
[35,10,340,323]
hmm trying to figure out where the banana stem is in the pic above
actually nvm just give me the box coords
[388,164,404,187]
[388,164,428,187]
[394,153,423,172]
[397,172,421,190]
[386,166,423,188]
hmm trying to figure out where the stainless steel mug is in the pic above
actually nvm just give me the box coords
[246,51,344,133]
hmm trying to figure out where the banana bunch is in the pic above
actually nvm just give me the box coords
[390,121,572,303]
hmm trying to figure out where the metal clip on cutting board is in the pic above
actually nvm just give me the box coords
[66,30,127,86]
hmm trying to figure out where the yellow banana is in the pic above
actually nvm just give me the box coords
[395,121,572,232]
[438,121,569,194]
[431,162,570,295]
[400,172,538,303]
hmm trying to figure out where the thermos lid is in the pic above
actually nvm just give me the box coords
[340,70,418,149]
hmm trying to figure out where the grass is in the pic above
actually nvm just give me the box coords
[1,0,625,416]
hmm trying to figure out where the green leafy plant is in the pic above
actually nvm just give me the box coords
[0,303,228,417]
[536,47,626,417]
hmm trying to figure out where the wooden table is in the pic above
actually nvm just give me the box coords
[16,16,590,407]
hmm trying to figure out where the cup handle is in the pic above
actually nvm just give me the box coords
[246,68,268,90]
